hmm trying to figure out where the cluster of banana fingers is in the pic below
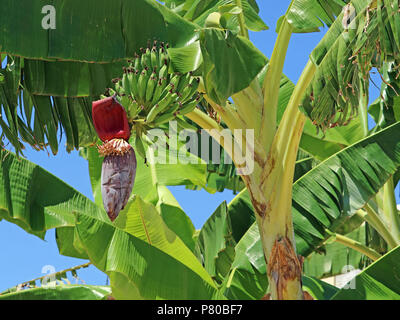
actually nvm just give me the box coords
[110,41,203,128]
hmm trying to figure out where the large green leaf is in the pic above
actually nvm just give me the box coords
[294,121,400,256]
[0,285,112,300]
[302,276,339,300]
[114,194,213,286]
[332,245,400,299]
[200,28,268,105]
[0,1,269,154]
[0,0,198,62]
[75,212,224,300]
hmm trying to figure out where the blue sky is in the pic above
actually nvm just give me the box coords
[0,1,398,292]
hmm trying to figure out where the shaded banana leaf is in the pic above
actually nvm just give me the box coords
[156,185,197,251]
[196,201,236,285]
[221,222,266,300]
[24,59,126,98]
[303,223,369,279]
[302,276,340,300]
[331,245,400,299]
[75,212,224,300]
[0,285,112,300]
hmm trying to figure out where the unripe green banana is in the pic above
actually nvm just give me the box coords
[151,47,158,70]
[179,99,199,115]
[128,69,139,99]
[145,47,152,67]
[137,70,148,101]
[134,54,140,70]
[130,99,140,118]
[145,73,157,102]
[140,48,147,69]
[157,90,178,114]
[158,64,168,80]
[151,78,167,105]
[177,71,192,94]
[145,103,161,123]
[166,101,182,115]
[176,116,198,131]
[152,111,176,126]
[169,73,180,90]
[115,80,124,95]
[122,72,130,97]
[180,77,200,103]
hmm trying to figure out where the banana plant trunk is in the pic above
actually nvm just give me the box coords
[241,61,316,300]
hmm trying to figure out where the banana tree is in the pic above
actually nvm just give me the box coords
[1,0,400,300]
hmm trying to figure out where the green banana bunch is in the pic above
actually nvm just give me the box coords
[112,41,203,126]
[105,40,204,161]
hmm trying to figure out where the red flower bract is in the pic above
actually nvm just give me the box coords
[92,96,130,142]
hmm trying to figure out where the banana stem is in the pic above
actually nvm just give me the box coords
[325,229,381,261]
[254,60,316,300]
[357,205,399,249]
[261,17,293,153]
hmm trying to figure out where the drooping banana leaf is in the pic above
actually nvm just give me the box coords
[0,149,106,239]
[195,201,236,285]
[300,0,400,131]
